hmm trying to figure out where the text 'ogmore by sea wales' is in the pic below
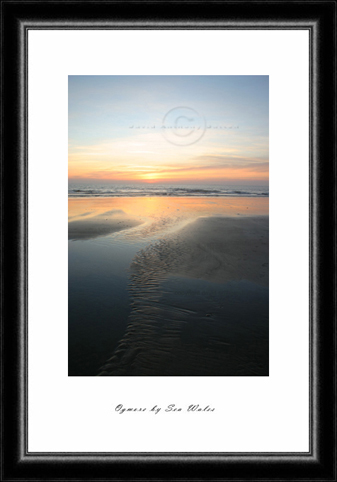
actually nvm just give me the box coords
[115,404,215,414]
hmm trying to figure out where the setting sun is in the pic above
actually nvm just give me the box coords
[68,75,268,186]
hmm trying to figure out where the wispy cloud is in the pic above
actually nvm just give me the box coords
[68,76,269,184]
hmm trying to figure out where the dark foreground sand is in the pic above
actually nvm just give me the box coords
[164,216,268,286]
[98,215,269,376]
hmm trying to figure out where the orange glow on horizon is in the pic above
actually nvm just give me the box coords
[68,164,268,184]
[140,172,162,181]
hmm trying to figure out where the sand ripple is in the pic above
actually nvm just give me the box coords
[98,217,269,376]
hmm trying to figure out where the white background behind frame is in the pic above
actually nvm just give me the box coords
[28,30,309,452]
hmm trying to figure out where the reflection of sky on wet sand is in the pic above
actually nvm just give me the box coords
[69,196,268,220]
[69,196,268,240]
[68,197,269,376]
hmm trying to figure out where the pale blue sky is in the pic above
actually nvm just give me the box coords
[68,76,269,184]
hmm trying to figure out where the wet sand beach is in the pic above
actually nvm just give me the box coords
[68,197,269,376]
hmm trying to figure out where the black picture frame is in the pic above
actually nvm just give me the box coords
[1,1,336,480]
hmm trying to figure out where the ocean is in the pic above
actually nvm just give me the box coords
[68,183,269,198]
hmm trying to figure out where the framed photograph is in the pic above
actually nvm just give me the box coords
[1,1,336,480]
[68,73,270,379]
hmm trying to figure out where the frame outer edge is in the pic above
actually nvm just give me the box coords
[0,1,335,480]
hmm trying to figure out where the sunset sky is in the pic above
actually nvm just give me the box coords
[68,76,269,185]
